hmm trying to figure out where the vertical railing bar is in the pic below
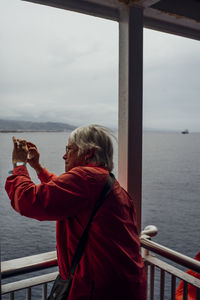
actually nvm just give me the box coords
[150,264,155,300]
[145,261,149,276]
[26,287,31,300]
[171,274,176,300]
[160,269,165,300]
[196,287,200,300]
[43,283,48,300]
[145,263,149,300]
[145,262,149,293]
[10,292,15,300]
[183,281,188,300]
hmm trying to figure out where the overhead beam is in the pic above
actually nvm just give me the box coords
[123,0,160,8]
[23,0,200,41]
[151,0,200,23]
[23,0,119,21]
[144,8,200,41]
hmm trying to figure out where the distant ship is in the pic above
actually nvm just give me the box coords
[181,129,189,134]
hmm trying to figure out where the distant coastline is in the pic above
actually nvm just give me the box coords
[0,130,71,133]
[0,119,199,134]
[0,119,76,132]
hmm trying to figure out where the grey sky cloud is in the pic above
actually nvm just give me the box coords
[0,0,200,131]
[143,30,200,131]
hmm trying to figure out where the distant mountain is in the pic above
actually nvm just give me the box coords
[0,119,76,132]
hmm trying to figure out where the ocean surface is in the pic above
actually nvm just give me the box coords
[1,131,200,299]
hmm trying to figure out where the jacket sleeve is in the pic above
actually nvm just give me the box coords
[5,166,90,221]
[37,168,58,183]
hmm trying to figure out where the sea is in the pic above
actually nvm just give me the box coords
[1,131,200,299]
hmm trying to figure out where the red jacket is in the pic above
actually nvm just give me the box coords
[5,165,147,300]
[175,251,200,300]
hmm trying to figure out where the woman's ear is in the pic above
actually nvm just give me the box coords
[85,148,94,163]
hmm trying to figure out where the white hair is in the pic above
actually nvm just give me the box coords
[69,124,116,172]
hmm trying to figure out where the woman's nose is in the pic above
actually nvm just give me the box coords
[63,154,67,160]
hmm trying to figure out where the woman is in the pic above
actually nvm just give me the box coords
[5,124,147,300]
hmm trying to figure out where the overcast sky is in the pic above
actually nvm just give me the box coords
[0,0,200,132]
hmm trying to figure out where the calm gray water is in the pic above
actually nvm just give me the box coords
[1,131,200,299]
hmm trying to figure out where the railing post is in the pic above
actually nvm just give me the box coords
[141,225,158,257]
[118,3,143,232]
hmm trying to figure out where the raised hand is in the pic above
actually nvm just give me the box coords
[27,142,40,167]
[27,142,43,174]
[12,137,29,164]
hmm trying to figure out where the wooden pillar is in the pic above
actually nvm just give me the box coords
[118,5,143,232]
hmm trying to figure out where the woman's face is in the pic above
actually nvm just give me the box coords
[63,140,84,172]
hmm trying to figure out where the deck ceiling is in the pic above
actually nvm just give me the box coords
[23,0,200,40]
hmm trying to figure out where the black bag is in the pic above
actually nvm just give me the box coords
[48,173,115,300]
[48,274,72,300]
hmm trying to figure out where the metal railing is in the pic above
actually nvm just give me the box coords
[1,252,58,300]
[141,225,200,300]
[1,225,200,299]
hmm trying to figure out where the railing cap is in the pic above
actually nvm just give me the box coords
[141,225,158,238]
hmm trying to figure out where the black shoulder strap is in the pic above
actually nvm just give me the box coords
[68,173,115,277]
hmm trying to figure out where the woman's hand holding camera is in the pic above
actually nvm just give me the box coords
[12,137,43,174]
[12,136,29,164]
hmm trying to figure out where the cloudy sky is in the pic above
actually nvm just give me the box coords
[0,0,200,131]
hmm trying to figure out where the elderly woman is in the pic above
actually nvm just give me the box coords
[5,124,147,300]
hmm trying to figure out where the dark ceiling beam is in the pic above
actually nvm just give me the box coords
[128,0,160,8]
[22,0,119,21]
[151,0,200,23]
[143,7,200,41]
[22,0,200,40]
[144,16,200,41]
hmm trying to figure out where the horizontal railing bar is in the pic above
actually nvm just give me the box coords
[2,271,58,294]
[144,254,200,289]
[2,238,199,280]
[141,237,200,273]
[1,238,199,297]
[1,251,57,279]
